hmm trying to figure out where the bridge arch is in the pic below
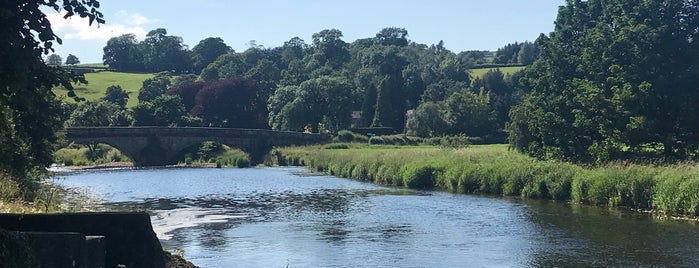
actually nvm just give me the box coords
[65,127,329,166]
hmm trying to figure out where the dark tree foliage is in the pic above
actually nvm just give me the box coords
[192,37,232,74]
[267,76,352,132]
[167,81,205,112]
[102,85,129,107]
[141,28,192,73]
[311,29,350,69]
[65,54,80,65]
[375,27,409,47]
[138,74,171,103]
[508,0,699,163]
[46,54,62,66]
[103,29,193,73]
[65,100,131,127]
[194,26,537,137]
[103,34,144,72]
[132,95,186,126]
[493,42,522,64]
[190,78,268,128]
[0,0,101,184]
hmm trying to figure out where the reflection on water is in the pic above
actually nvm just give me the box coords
[58,167,699,267]
[524,200,699,267]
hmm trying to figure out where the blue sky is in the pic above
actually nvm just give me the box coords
[47,0,566,63]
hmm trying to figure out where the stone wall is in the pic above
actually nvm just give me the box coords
[0,212,165,268]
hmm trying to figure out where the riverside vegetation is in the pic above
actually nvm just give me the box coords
[272,142,699,217]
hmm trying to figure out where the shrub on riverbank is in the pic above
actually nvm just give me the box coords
[55,144,129,166]
[273,144,699,216]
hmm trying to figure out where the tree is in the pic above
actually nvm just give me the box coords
[0,0,102,186]
[65,100,131,127]
[280,37,308,68]
[443,89,494,137]
[65,54,80,65]
[167,80,205,112]
[140,28,192,73]
[311,29,350,69]
[191,77,267,128]
[132,95,186,126]
[46,54,62,66]
[103,34,143,72]
[192,37,232,73]
[138,74,171,103]
[102,85,129,108]
[405,102,448,137]
[516,42,539,65]
[375,27,409,47]
[493,42,522,64]
[508,0,699,163]
[199,53,248,81]
[267,76,353,132]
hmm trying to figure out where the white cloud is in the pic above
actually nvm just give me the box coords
[115,10,158,26]
[46,10,155,41]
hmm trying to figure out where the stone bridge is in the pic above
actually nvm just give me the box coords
[65,127,330,166]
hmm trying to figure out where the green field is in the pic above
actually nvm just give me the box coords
[74,63,109,69]
[54,71,154,108]
[470,66,526,79]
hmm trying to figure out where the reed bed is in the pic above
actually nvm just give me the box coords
[273,144,699,216]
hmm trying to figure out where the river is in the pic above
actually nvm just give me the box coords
[56,167,699,267]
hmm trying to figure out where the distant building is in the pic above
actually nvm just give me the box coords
[351,111,362,128]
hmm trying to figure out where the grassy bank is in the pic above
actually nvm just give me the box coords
[273,144,699,217]
[0,172,75,213]
[54,142,251,168]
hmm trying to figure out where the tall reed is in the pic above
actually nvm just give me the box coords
[274,144,699,217]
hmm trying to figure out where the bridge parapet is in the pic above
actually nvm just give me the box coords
[65,127,330,166]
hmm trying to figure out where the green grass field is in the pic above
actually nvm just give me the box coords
[470,66,526,79]
[54,71,154,108]
[74,63,109,69]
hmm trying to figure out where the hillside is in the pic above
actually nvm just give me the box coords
[469,66,526,79]
[54,71,154,108]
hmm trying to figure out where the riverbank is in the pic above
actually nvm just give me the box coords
[273,144,699,217]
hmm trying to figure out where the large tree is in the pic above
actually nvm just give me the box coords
[191,37,232,74]
[508,0,699,163]
[65,54,80,65]
[46,53,62,66]
[0,0,102,185]
[65,100,130,127]
[103,33,143,72]
[102,85,129,108]
[267,76,353,132]
[190,77,267,128]
[141,28,192,73]
[132,95,186,126]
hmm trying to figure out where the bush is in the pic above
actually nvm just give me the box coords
[235,157,251,168]
[401,165,438,189]
[439,135,470,149]
[323,143,350,149]
[0,173,21,202]
[337,130,354,142]
[369,136,385,145]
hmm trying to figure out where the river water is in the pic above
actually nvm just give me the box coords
[57,167,699,267]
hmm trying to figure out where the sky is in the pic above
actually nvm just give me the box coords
[46,0,566,64]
